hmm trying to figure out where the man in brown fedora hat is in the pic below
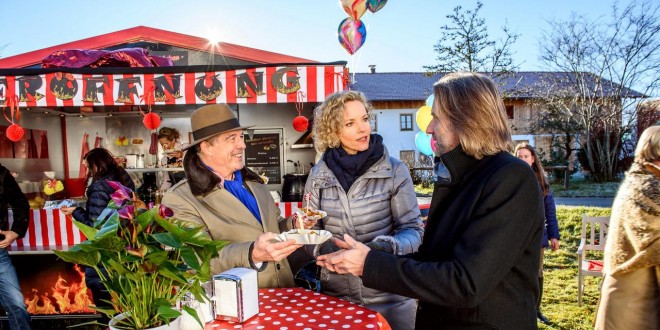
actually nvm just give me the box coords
[162,104,302,288]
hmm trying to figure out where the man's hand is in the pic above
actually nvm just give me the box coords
[550,238,560,251]
[0,230,19,248]
[316,234,370,276]
[252,232,302,263]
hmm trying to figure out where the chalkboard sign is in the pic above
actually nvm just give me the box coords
[245,132,282,184]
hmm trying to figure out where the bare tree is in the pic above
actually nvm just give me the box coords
[424,1,519,75]
[537,0,659,182]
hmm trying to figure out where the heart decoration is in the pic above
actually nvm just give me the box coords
[366,0,387,13]
[341,0,367,21]
[338,17,367,55]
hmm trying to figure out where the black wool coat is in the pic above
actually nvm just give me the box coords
[362,147,543,330]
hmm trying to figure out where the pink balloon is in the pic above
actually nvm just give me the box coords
[430,135,437,153]
[341,0,367,21]
[338,17,367,55]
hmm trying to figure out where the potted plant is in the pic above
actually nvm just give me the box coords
[54,181,227,329]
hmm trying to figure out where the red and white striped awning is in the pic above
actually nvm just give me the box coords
[0,64,348,108]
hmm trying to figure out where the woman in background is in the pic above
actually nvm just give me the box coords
[61,147,135,308]
[299,90,424,330]
[158,127,188,190]
[595,126,660,330]
[514,142,560,325]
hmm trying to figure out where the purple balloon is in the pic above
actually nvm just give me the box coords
[338,17,367,55]
[366,0,387,13]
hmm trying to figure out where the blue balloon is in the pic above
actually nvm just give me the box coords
[415,132,434,156]
[425,94,435,108]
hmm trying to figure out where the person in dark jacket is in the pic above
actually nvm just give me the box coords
[514,142,560,325]
[61,148,134,309]
[317,72,544,330]
[0,164,31,329]
[296,90,423,330]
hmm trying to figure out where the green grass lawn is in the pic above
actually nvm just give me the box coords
[539,206,611,329]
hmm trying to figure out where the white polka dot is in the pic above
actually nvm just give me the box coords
[285,306,292,310]
[313,311,320,314]
[233,326,242,329]
[264,317,272,321]
[258,313,266,316]
[320,296,327,300]
[323,315,330,319]
[301,314,309,318]
[345,315,353,319]
[277,302,284,306]
[279,313,286,317]
[309,319,316,323]
[273,321,280,325]
[256,327,264,330]
[309,299,317,303]
[331,320,339,324]
[286,318,294,321]
[348,307,355,310]
[334,311,341,315]
[342,325,351,329]
[269,309,278,313]
[279,327,288,330]
[354,319,363,323]
[326,307,333,311]
[329,301,336,304]
[356,310,364,314]
[305,307,313,310]
[319,324,327,328]
[367,314,376,318]
[366,325,376,328]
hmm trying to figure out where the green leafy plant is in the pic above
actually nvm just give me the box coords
[54,181,227,329]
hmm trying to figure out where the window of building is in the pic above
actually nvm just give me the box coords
[370,113,378,132]
[400,150,415,165]
[505,105,514,119]
[400,114,413,131]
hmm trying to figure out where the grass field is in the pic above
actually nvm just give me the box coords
[539,206,611,330]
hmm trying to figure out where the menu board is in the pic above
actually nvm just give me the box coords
[245,132,282,184]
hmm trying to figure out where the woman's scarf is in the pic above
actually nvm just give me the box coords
[323,134,384,192]
[224,170,262,224]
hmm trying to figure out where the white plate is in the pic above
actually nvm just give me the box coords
[297,208,327,222]
[275,229,332,245]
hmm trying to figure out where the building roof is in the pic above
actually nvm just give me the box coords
[351,72,646,101]
[0,26,316,68]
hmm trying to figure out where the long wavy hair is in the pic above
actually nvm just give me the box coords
[635,125,660,164]
[433,72,513,159]
[84,148,132,187]
[312,90,373,153]
[514,142,549,196]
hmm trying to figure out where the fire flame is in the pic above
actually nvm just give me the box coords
[25,264,96,314]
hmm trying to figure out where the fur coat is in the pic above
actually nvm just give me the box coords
[604,162,660,284]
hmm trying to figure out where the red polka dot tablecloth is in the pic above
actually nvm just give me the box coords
[205,288,392,330]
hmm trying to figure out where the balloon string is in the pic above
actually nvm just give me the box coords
[295,91,306,116]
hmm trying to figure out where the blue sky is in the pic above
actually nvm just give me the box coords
[2,0,619,73]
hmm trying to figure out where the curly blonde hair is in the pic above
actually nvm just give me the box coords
[312,90,373,152]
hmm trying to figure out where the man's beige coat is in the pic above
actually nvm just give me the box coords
[162,180,295,288]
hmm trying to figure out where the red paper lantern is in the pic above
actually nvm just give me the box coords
[293,116,309,132]
[6,123,24,142]
[143,112,162,130]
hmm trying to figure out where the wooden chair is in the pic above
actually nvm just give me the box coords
[577,214,609,306]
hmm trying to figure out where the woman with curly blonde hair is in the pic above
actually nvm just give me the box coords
[300,90,423,330]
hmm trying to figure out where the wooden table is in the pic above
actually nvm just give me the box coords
[205,288,392,330]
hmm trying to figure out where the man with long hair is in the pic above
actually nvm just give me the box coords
[317,72,544,329]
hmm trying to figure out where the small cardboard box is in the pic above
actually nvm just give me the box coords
[212,267,258,323]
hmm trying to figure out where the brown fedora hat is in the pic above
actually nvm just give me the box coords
[183,104,253,151]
